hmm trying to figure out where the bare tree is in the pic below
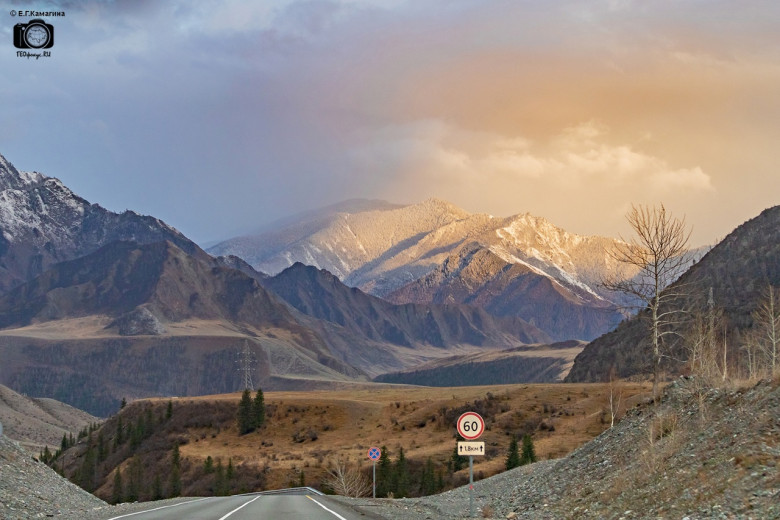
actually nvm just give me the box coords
[752,285,780,376]
[605,365,623,428]
[603,204,692,399]
[325,458,371,498]
[685,288,726,382]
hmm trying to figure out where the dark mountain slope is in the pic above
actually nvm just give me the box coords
[0,240,292,330]
[262,262,551,348]
[566,205,780,383]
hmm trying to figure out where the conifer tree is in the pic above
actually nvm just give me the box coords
[152,473,163,501]
[253,388,265,429]
[204,455,214,474]
[393,447,409,498]
[237,389,254,434]
[376,446,392,497]
[97,432,106,462]
[420,457,436,496]
[520,434,537,465]
[169,444,182,497]
[126,457,142,502]
[115,416,124,447]
[505,435,520,470]
[77,444,97,492]
[215,459,227,496]
[166,400,173,420]
[227,458,235,481]
[112,468,123,504]
[450,441,467,472]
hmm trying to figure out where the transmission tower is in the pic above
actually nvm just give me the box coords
[236,341,257,391]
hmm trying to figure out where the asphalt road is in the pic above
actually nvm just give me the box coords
[103,494,371,520]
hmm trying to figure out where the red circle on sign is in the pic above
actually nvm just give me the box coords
[456,411,485,440]
[367,446,381,461]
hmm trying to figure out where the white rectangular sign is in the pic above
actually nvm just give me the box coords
[457,441,485,456]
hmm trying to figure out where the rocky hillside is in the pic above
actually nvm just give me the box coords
[0,152,200,293]
[566,204,780,383]
[0,434,106,520]
[0,384,98,452]
[351,376,780,519]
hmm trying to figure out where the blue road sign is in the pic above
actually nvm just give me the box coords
[367,446,381,461]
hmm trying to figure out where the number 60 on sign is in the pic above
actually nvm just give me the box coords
[456,411,484,440]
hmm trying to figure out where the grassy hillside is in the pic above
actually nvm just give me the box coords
[52,382,651,503]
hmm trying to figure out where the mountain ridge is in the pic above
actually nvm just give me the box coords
[0,152,201,293]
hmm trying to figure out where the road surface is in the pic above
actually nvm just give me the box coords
[103,493,373,520]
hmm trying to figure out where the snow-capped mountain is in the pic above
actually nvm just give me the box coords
[209,198,636,340]
[0,152,201,292]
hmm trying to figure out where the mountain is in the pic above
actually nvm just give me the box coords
[208,198,470,289]
[0,384,98,453]
[0,240,551,416]
[262,262,550,348]
[386,242,624,341]
[0,240,364,415]
[210,198,633,341]
[566,205,780,383]
[0,152,199,293]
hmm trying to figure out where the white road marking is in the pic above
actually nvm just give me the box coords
[107,497,212,519]
[306,495,348,520]
[217,495,261,520]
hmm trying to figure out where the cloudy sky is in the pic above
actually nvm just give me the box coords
[2,1,778,246]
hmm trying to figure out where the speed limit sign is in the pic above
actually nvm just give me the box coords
[456,411,485,440]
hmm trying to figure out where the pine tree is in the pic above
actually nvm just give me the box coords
[152,473,163,501]
[253,388,265,429]
[169,444,182,497]
[41,446,52,465]
[166,400,173,420]
[420,457,436,496]
[204,455,214,474]
[214,459,227,496]
[112,468,123,504]
[299,470,305,487]
[226,458,235,481]
[126,457,142,502]
[120,397,127,409]
[237,389,254,434]
[505,435,520,470]
[376,446,392,497]
[97,432,106,462]
[450,441,467,472]
[115,416,124,447]
[393,447,409,498]
[520,434,537,465]
[77,444,97,492]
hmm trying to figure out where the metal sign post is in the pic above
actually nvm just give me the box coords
[469,455,474,517]
[456,412,485,518]
[367,446,381,499]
